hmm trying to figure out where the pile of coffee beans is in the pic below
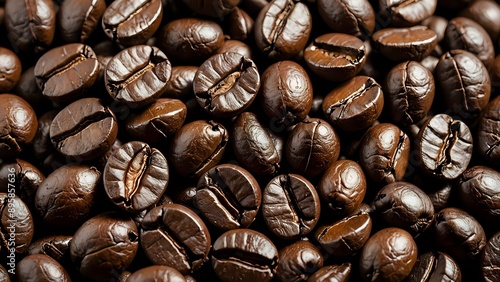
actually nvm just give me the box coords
[0,0,499,281]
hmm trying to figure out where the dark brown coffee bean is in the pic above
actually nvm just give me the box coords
[102,0,163,46]
[193,52,260,117]
[216,40,254,60]
[307,263,351,282]
[0,158,45,209]
[0,94,38,158]
[304,33,366,82]
[0,193,34,254]
[276,240,324,281]
[0,47,21,93]
[477,96,500,164]
[372,26,438,62]
[182,0,239,17]
[104,141,169,213]
[461,0,500,42]
[27,235,72,262]
[421,15,448,42]
[406,252,461,282]
[140,203,211,274]
[254,0,312,60]
[359,123,410,185]
[50,97,118,161]
[15,66,48,111]
[30,110,57,161]
[195,164,261,230]
[262,174,321,240]
[317,0,375,37]
[211,229,279,282]
[163,66,198,101]
[322,76,383,131]
[315,212,372,257]
[415,114,473,180]
[127,265,186,282]
[379,0,437,27]
[16,254,71,282]
[481,231,500,282]
[169,120,228,178]
[58,0,107,43]
[105,45,172,107]
[0,264,9,282]
[227,7,254,41]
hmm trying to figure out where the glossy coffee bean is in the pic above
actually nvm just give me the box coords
[35,164,100,228]
[0,265,9,282]
[195,164,261,230]
[231,112,281,177]
[4,0,56,53]
[460,0,500,42]
[254,0,312,60]
[384,61,435,126]
[126,98,187,143]
[140,204,211,274]
[434,207,486,261]
[307,263,351,282]
[481,231,500,282]
[216,40,254,60]
[286,118,340,177]
[372,26,438,62]
[262,174,320,240]
[0,94,38,158]
[35,43,100,103]
[406,252,461,282]
[322,76,383,131]
[0,193,34,254]
[104,141,169,213]
[16,254,71,282]
[415,114,473,180]
[227,7,254,41]
[315,212,372,257]
[105,45,172,107]
[359,228,418,282]
[379,0,437,27]
[0,158,45,209]
[50,97,118,161]
[58,0,106,43]
[0,47,21,93]
[27,235,72,261]
[458,166,500,221]
[70,212,139,281]
[373,182,434,235]
[169,120,228,178]
[127,265,186,282]
[211,229,279,282]
[304,33,366,82]
[421,15,448,42]
[318,160,367,217]
[158,18,224,64]
[182,0,238,17]
[359,123,410,185]
[260,60,312,126]
[276,240,324,282]
[163,66,198,101]
[193,52,260,117]
[477,95,500,164]
[102,0,162,46]
[317,0,375,37]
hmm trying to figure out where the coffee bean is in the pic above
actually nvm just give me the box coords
[317,0,375,38]
[275,240,324,281]
[421,15,448,42]
[0,265,9,282]
[477,96,500,164]
[216,40,254,60]
[227,7,254,41]
[0,193,34,254]
[15,66,48,111]
[127,265,186,282]
[0,158,45,209]
[16,254,71,282]
[481,231,500,282]
[379,0,437,27]
[0,46,21,93]
[27,235,72,262]
[163,66,198,101]
[406,252,461,282]
[307,263,351,282]
[460,0,500,42]
[182,0,239,17]
[58,0,107,43]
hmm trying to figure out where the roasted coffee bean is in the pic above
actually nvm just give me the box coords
[231,112,281,177]
[434,207,486,261]
[163,66,198,101]
[34,43,100,103]
[315,212,372,257]
[0,193,34,254]
[126,98,187,144]
[373,182,435,235]
[0,46,21,93]
[211,229,279,282]
[158,18,224,64]
[102,0,163,46]
[50,97,118,161]
[182,0,238,17]
[359,123,410,185]
[127,265,186,282]
[421,15,448,42]
[169,120,228,178]
[0,265,9,282]
[481,231,500,282]
[384,61,435,126]
[104,141,169,213]
[275,240,324,282]
[460,0,500,42]
[58,0,106,43]
[476,95,500,164]
[16,254,71,282]
[193,52,260,117]
[260,60,312,126]
[406,252,461,282]
[216,40,254,59]
[307,263,351,282]
[318,160,367,217]
[262,174,321,240]
[141,203,211,274]
[4,0,56,53]
[372,26,438,62]
[304,33,366,82]
[70,212,139,281]
[317,0,375,38]
[105,45,172,107]
[15,66,47,110]
[419,55,439,73]
[458,166,500,221]
[27,235,72,261]
[35,164,99,228]
[227,7,254,41]
[0,94,38,158]
[0,158,45,209]
[415,114,473,180]
[359,228,418,282]
[254,0,312,60]
[195,164,261,230]
[444,17,495,69]
[322,76,383,131]
[379,0,437,27]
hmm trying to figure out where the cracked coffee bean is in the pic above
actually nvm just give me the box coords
[379,0,437,27]
[406,251,461,282]
[27,235,72,262]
